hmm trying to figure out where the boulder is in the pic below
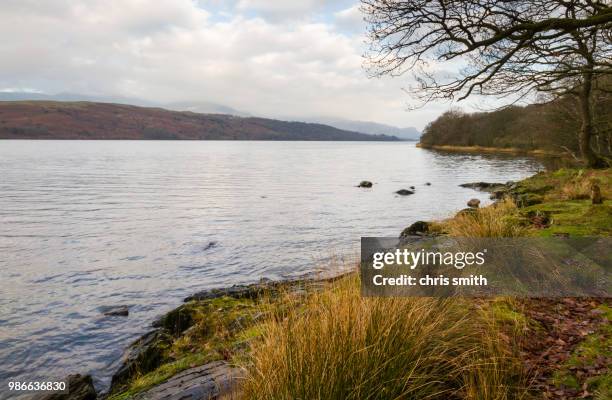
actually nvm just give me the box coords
[395,189,415,196]
[358,181,373,188]
[132,361,242,400]
[515,193,543,207]
[489,190,507,200]
[467,198,481,208]
[400,221,430,237]
[152,303,198,336]
[111,330,172,389]
[409,186,415,190]
[100,305,129,317]
[425,182,431,186]
[456,208,477,217]
[30,375,96,400]
[459,182,506,192]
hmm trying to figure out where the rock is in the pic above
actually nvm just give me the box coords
[400,221,430,237]
[30,374,96,400]
[489,190,507,200]
[515,193,543,207]
[132,361,242,400]
[152,303,198,336]
[100,305,129,317]
[358,181,373,188]
[185,284,265,302]
[460,182,506,193]
[456,208,477,217]
[591,183,603,204]
[425,182,431,186]
[467,198,481,208]
[409,186,415,190]
[111,330,172,389]
[395,189,415,196]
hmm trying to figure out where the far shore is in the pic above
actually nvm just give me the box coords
[417,143,560,157]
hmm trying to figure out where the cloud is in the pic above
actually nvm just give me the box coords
[0,0,448,129]
[236,0,326,20]
[334,5,364,34]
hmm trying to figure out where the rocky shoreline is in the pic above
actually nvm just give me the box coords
[36,272,352,400]
[37,176,554,400]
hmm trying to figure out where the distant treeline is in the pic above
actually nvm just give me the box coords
[420,85,611,157]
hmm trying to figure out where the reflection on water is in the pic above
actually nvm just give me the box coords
[0,140,544,395]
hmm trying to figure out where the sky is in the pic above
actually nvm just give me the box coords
[0,0,471,130]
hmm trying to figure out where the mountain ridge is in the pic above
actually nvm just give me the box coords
[0,101,399,141]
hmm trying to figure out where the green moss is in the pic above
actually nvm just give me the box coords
[552,304,612,395]
[489,300,542,335]
[590,374,612,400]
[109,295,266,398]
[108,352,217,400]
[522,199,612,236]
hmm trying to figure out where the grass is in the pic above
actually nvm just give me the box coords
[440,198,529,237]
[240,274,527,400]
[110,168,611,399]
[235,168,611,399]
[512,168,612,236]
[416,143,557,157]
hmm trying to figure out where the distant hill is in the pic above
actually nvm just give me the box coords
[298,117,420,140]
[0,101,399,141]
[0,92,248,117]
[164,101,249,117]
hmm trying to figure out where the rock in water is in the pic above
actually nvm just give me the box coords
[409,186,415,190]
[467,198,481,208]
[101,305,129,317]
[591,183,603,204]
[31,374,96,400]
[459,182,506,193]
[400,221,430,237]
[425,182,431,186]
[358,181,373,188]
[395,189,415,196]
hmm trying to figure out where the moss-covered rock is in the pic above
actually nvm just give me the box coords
[110,330,173,391]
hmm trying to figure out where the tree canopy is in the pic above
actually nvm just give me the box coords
[363,0,612,166]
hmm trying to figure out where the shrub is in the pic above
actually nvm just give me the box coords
[443,199,528,238]
[240,276,526,400]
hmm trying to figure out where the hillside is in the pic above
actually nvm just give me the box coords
[0,101,399,141]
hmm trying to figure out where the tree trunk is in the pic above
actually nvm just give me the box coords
[578,71,605,168]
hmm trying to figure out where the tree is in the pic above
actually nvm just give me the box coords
[362,0,612,167]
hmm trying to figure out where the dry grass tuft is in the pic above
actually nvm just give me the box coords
[560,174,596,200]
[443,198,528,238]
[239,275,526,400]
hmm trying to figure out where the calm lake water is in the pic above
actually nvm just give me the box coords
[0,140,544,395]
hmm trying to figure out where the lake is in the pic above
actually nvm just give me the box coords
[0,140,544,395]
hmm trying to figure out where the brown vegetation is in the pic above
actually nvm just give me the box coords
[0,101,398,141]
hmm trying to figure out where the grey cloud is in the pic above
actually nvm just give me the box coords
[0,0,459,129]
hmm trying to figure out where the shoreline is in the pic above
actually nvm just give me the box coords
[49,166,612,399]
[99,178,520,399]
[416,143,560,157]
